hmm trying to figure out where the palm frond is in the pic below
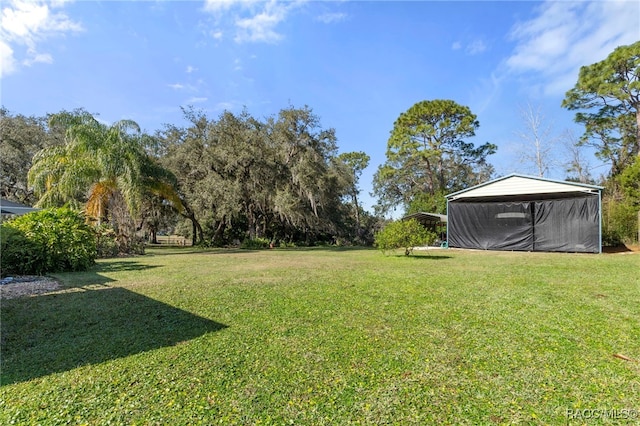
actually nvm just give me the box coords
[86,180,117,220]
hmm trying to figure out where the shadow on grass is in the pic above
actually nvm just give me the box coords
[145,246,259,256]
[276,246,375,252]
[145,246,375,256]
[96,260,163,273]
[391,254,453,260]
[0,286,227,386]
[602,244,637,254]
[49,261,162,289]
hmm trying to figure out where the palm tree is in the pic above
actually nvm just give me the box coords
[29,111,185,251]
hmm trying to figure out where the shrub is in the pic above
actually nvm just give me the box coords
[4,208,97,274]
[0,225,44,277]
[278,241,297,248]
[602,197,639,245]
[375,218,437,255]
[95,225,119,258]
[241,237,271,249]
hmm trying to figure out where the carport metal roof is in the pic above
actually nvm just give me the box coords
[446,174,603,201]
[401,212,447,225]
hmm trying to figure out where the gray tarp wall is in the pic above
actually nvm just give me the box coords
[447,194,600,253]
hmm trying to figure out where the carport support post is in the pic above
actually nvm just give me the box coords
[446,199,449,247]
[597,190,603,254]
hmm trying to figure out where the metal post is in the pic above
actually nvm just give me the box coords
[445,198,449,248]
[598,190,603,254]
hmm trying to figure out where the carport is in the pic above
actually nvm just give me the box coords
[446,174,603,253]
[401,212,447,242]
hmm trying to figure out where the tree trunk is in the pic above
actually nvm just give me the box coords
[213,219,226,245]
[636,109,640,155]
[352,190,361,240]
[424,157,435,196]
[183,211,203,246]
[178,201,203,246]
[248,208,257,239]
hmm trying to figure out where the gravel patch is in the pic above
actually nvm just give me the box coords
[0,276,61,299]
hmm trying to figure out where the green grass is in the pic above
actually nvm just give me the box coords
[1,247,639,424]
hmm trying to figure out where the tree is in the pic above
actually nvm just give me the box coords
[373,99,496,215]
[0,108,62,204]
[619,155,640,207]
[514,102,556,177]
[270,106,342,229]
[337,151,370,232]
[562,41,640,177]
[561,129,595,184]
[156,107,209,245]
[563,42,640,246]
[405,190,447,215]
[374,218,436,256]
[618,156,640,243]
[139,195,177,244]
[29,111,142,214]
[158,105,354,246]
[29,112,184,252]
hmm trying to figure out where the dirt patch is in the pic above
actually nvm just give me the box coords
[0,276,61,300]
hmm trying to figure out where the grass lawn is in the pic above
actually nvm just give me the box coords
[1,247,639,424]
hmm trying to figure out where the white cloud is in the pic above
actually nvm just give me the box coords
[470,71,504,115]
[204,0,258,14]
[316,12,346,24]
[23,51,53,66]
[452,39,487,55]
[466,39,487,55]
[168,82,202,93]
[187,96,208,103]
[213,100,247,112]
[214,101,236,111]
[0,0,82,76]
[0,40,17,75]
[186,65,197,73]
[203,0,302,44]
[505,0,640,96]
[234,2,287,44]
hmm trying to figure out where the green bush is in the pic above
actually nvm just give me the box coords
[127,236,147,255]
[241,237,272,249]
[1,225,44,277]
[278,241,297,248]
[95,225,119,258]
[3,208,97,275]
[375,218,437,255]
[602,198,638,245]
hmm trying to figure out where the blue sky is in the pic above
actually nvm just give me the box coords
[1,0,639,214]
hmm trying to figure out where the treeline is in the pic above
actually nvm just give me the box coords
[1,105,377,250]
[156,106,376,246]
[2,42,638,252]
[562,41,640,245]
